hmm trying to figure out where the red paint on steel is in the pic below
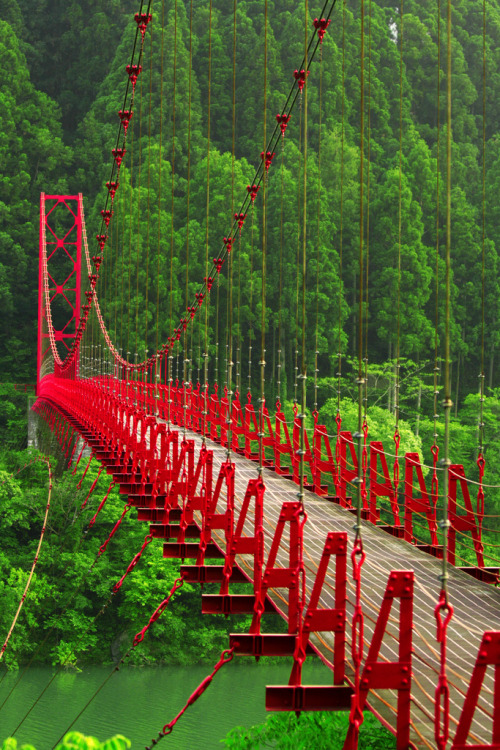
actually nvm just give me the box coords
[448,465,485,568]
[434,591,454,750]
[292,531,348,686]
[250,501,306,635]
[404,452,439,545]
[451,631,500,748]
[369,441,400,526]
[37,195,82,390]
[344,570,414,750]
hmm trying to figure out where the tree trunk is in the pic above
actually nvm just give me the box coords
[415,379,422,437]
[387,340,392,413]
[489,345,494,390]
[352,274,357,357]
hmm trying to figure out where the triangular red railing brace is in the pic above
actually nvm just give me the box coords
[173,439,198,542]
[117,403,136,470]
[337,431,358,508]
[187,382,203,432]
[369,441,401,526]
[448,464,485,568]
[190,446,213,535]
[451,631,500,749]
[229,393,246,454]
[291,531,348,685]
[133,410,151,485]
[164,438,195,514]
[156,427,179,496]
[204,461,235,541]
[218,476,264,595]
[219,388,230,447]
[261,406,276,467]
[149,421,167,499]
[197,460,235,562]
[251,501,306,635]
[215,385,230,447]
[404,452,439,545]
[343,570,414,750]
[313,423,337,496]
[201,476,268,616]
[292,417,315,485]
[264,532,352,712]
[244,392,260,460]
[209,385,222,442]
[143,415,160,488]
[274,403,294,476]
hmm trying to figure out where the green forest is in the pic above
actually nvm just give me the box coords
[2,0,500,517]
[3,0,500,466]
[3,0,500,397]
[0,0,500,746]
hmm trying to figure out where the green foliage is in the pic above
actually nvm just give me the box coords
[1,0,499,404]
[54,732,131,750]
[1,733,131,750]
[1,739,36,750]
[0,19,71,382]
[51,640,80,671]
[0,384,30,450]
[222,711,394,749]
[0,396,259,669]
[320,396,424,464]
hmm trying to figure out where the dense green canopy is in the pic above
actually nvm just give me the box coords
[1,0,499,414]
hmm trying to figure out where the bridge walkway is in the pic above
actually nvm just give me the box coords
[173,429,500,749]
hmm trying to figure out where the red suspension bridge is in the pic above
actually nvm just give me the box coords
[18,0,500,748]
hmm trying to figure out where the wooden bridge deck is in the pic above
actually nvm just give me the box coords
[181,429,500,750]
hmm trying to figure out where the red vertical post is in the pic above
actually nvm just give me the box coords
[37,193,45,393]
[404,452,439,545]
[75,194,82,378]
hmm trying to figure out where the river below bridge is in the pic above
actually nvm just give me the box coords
[0,660,328,748]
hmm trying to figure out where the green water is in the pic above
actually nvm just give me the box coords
[0,660,327,749]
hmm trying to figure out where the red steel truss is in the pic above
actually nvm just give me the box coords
[37,194,82,392]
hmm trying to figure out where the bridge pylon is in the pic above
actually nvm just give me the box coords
[37,194,83,393]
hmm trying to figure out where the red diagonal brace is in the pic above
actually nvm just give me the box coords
[404,452,438,545]
[452,631,500,749]
[250,501,305,635]
[343,570,414,750]
[369,441,400,526]
[220,476,263,594]
[201,475,264,615]
[290,531,348,686]
[448,464,485,568]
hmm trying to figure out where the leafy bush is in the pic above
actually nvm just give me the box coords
[223,711,395,749]
[1,734,130,750]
